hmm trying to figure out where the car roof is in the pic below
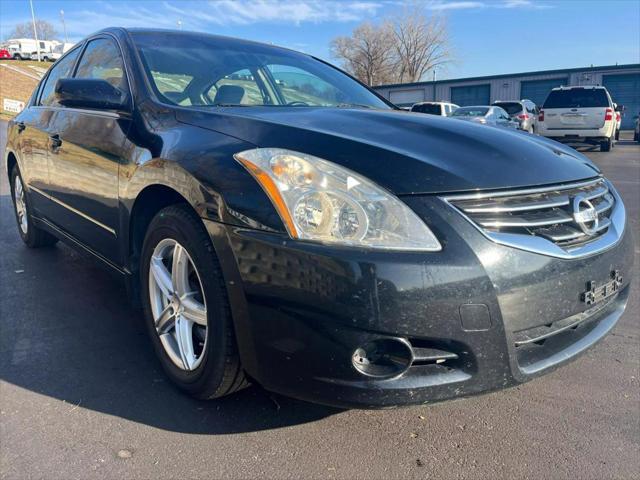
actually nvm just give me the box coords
[413,101,453,105]
[550,85,607,91]
[95,27,302,56]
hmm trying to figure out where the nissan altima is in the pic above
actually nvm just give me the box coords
[4,28,633,408]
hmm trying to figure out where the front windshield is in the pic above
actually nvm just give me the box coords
[132,32,390,109]
[451,107,489,117]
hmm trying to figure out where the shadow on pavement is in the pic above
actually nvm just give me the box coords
[0,192,340,435]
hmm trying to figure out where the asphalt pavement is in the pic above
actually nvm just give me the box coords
[1,120,638,480]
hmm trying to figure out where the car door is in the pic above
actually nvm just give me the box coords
[16,47,82,214]
[44,36,132,264]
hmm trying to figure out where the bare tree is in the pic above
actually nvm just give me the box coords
[9,20,59,40]
[331,22,396,86]
[330,6,451,85]
[391,7,451,83]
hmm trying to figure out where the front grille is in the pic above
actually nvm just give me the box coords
[446,178,615,249]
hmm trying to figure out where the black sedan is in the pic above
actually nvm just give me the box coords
[4,28,633,408]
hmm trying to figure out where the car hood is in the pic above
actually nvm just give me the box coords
[175,106,600,195]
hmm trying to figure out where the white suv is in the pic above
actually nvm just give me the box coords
[538,86,617,152]
[411,101,459,116]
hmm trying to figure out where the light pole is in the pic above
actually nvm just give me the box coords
[177,20,182,31]
[60,9,68,44]
[29,0,41,62]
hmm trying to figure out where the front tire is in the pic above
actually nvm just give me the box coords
[140,205,248,399]
[9,165,58,248]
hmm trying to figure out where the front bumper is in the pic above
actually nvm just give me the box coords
[204,195,634,409]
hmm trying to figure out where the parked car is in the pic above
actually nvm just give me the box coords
[0,49,11,59]
[411,101,459,116]
[4,28,632,409]
[538,86,617,152]
[493,99,538,133]
[450,105,518,128]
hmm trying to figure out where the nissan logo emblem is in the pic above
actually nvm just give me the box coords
[572,194,599,235]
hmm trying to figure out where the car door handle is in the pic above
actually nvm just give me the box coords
[16,121,26,133]
[49,134,62,149]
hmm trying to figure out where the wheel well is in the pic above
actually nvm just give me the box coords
[129,184,193,275]
[6,152,17,182]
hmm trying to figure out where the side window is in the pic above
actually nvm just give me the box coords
[38,47,81,106]
[75,38,128,92]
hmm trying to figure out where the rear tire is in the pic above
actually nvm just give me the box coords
[600,136,612,152]
[9,165,58,248]
[140,205,248,399]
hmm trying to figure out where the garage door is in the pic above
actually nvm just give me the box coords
[450,84,490,106]
[603,73,640,129]
[389,89,424,107]
[520,78,568,107]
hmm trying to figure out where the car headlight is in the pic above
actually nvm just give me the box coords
[234,148,441,251]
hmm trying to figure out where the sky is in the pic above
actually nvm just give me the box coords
[0,0,638,81]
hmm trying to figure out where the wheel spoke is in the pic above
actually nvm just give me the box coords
[150,256,172,299]
[171,243,189,297]
[175,315,195,370]
[155,304,176,334]
[181,294,207,327]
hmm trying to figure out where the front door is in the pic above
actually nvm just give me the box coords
[19,47,82,214]
[44,36,131,264]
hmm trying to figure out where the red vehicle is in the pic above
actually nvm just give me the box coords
[0,49,12,59]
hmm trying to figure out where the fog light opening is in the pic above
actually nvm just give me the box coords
[352,339,413,379]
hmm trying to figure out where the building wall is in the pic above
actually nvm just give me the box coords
[375,65,640,124]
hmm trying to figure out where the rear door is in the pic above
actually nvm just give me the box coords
[542,88,610,129]
[45,36,132,263]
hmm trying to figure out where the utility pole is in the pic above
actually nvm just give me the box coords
[29,0,41,61]
[60,9,68,44]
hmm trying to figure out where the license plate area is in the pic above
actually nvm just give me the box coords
[581,270,623,306]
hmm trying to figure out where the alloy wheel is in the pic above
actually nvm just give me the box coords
[14,175,28,235]
[148,238,208,371]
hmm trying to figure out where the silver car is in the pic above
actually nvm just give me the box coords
[493,99,538,133]
[450,106,519,129]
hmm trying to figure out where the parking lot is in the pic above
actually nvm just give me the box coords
[1,119,638,479]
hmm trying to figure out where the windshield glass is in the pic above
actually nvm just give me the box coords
[132,32,390,109]
[411,103,441,115]
[493,102,522,115]
[451,107,488,117]
[543,88,609,108]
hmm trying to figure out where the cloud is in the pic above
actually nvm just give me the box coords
[428,1,485,11]
[426,0,554,11]
[162,1,383,26]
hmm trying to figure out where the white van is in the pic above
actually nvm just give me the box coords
[7,38,59,61]
[538,86,617,152]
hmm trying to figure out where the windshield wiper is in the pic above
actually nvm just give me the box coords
[204,103,251,107]
[334,103,373,109]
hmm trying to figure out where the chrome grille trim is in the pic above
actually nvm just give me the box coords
[441,177,626,259]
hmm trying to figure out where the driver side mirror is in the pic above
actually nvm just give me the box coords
[614,104,624,112]
[55,78,129,111]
